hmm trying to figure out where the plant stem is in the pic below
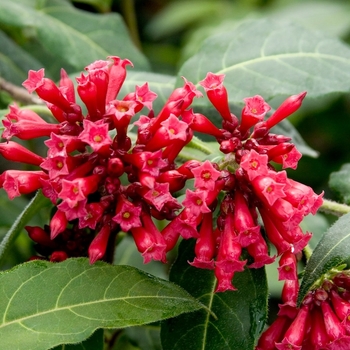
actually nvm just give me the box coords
[0,77,43,105]
[121,0,142,51]
[320,198,350,217]
[186,137,213,155]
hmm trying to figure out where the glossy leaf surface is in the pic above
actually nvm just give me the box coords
[0,258,203,350]
[0,0,149,74]
[161,239,268,350]
[298,212,350,304]
[178,19,350,104]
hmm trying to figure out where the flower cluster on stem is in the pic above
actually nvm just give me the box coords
[257,268,350,349]
[0,57,322,292]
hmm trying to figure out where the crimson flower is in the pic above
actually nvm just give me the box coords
[0,59,322,294]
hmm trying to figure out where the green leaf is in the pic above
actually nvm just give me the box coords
[0,258,203,350]
[50,329,104,350]
[161,239,268,350]
[329,163,350,205]
[178,19,350,103]
[298,212,350,305]
[0,30,43,85]
[0,0,149,74]
[0,190,51,268]
[268,1,350,38]
[119,71,176,115]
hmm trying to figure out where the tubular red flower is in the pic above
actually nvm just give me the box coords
[275,303,310,349]
[106,56,133,102]
[88,225,111,264]
[199,72,232,121]
[50,209,68,239]
[2,118,61,140]
[256,316,291,350]
[264,91,307,131]
[85,60,109,116]
[1,170,47,199]
[247,234,275,269]
[25,226,56,247]
[0,141,44,166]
[189,212,216,269]
[59,68,76,103]
[321,300,346,341]
[182,109,223,138]
[278,251,298,281]
[76,73,100,119]
[157,170,186,192]
[215,213,246,292]
[240,95,271,134]
[23,69,73,112]
[149,77,201,133]
[123,82,157,111]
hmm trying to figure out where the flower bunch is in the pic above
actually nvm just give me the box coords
[257,268,350,349]
[0,57,322,292]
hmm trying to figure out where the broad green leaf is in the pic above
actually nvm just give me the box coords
[0,258,203,350]
[178,19,350,103]
[298,212,350,305]
[269,2,350,38]
[161,239,268,350]
[51,329,104,350]
[119,71,176,115]
[329,163,350,205]
[180,1,350,65]
[0,30,43,85]
[0,0,149,75]
[0,190,51,268]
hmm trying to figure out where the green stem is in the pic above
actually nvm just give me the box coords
[186,136,213,155]
[121,0,142,51]
[319,198,350,217]
[303,244,313,261]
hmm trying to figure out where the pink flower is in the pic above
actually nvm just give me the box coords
[182,189,211,217]
[278,251,298,281]
[88,225,111,264]
[191,160,221,191]
[78,119,112,153]
[0,170,47,199]
[240,95,271,134]
[112,196,142,232]
[189,212,216,269]
[199,72,232,121]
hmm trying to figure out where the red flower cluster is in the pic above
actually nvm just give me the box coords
[257,269,350,349]
[0,57,322,292]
